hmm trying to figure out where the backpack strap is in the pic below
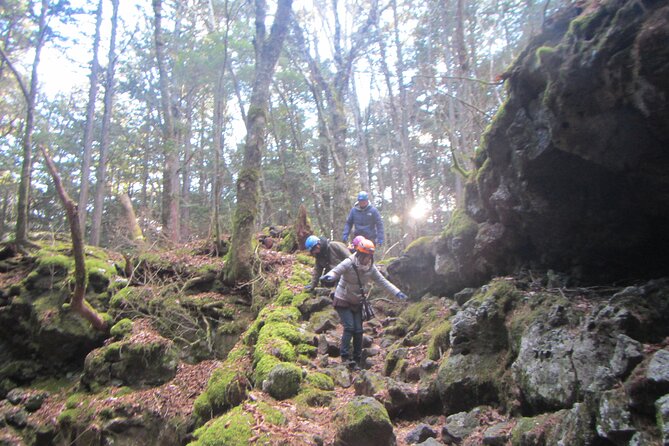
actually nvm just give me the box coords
[351,263,367,302]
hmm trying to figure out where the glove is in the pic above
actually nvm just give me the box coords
[320,275,335,283]
[396,292,408,300]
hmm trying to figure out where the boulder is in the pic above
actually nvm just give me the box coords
[482,421,513,446]
[440,410,480,444]
[333,396,396,446]
[436,353,504,415]
[262,362,303,400]
[387,0,669,296]
[656,394,669,446]
[81,323,178,390]
[596,388,636,445]
[405,424,437,444]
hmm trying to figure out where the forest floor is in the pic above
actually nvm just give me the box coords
[0,242,511,446]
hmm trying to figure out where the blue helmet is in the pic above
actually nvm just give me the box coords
[305,235,320,251]
[357,191,369,201]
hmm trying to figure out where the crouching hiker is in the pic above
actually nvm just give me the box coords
[320,238,407,370]
[304,235,350,294]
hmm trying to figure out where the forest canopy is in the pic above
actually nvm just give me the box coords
[0,0,566,252]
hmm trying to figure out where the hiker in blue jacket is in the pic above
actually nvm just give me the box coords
[342,191,385,247]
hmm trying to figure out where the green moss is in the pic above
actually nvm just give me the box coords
[259,321,304,345]
[191,400,283,446]
[226,345,251,363]
[291,291,311,309]
[442,209,477,240]
[428,321,452,361]
[535,45,557,62]
[511,415,550,445]
[308,309,338,333]
[115,386,133,396]
[335,397,392,437]
[254,336,297,365]
[275,287,294,306]
[85,257,115,279]
[256,400,286,425]
[295,387,333,407]
[190,406,255,446]
[405,236,434,252]
[37,254,73,272]
[295,253,313,265]
[217,320,246,335]
[57,408,81,425]
[194,364,250,421]
[65,393,87,409]
[567,9,601,38]
[263,362,303,400]
[475,158,492,184]
[396,300,440,335]
[305,372,334,391]
[296,343,317,357]
[471,278,520,309]
[277,227,297,253]
[110,318,133,339]
[244,306,302,345]
[253,355,282,385]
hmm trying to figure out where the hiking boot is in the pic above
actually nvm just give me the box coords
[347,360,360,371]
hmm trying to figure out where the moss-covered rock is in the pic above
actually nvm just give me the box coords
[193,346,252,423]
[295,386,334,408]
[427,321,452,361]
[261,362,303,400]
[333,396,395,446]
[81,328,178,390]
[305,372,335,391]
[110,318,133,340]
[436,352,508,415]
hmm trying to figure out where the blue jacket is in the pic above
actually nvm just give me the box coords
[342,203,384,246]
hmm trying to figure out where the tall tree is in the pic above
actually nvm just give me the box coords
[0,0,49,244]
[152,0,181,242]
[77,0,103,235]
[293,0,379,235]
[223,0,293,283]
[90,0,119,246]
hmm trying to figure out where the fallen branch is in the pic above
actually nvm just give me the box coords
[40,146,108,332]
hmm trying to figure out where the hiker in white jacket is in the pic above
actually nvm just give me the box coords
[321,238,407,369]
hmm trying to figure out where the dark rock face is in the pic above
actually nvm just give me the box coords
[388,0,669,292]
[474,0,669,283]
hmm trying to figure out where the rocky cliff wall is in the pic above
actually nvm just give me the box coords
[389,0,669,296]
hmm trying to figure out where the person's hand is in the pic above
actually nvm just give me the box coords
[320,274,335,283]
[396,291,408,300]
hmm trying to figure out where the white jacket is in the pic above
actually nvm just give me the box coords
[326,255,400,308]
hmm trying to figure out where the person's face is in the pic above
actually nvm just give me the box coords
[358,252,372,265]
[359,199,369,208]
[310,244,321,256]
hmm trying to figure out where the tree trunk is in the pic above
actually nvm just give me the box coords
[350,78,370,192]
[152,0,180,243]
[293,1,377,238]
[41,146,107,331]
[78,0,103,236]
[13,0,48,244]
[90,0,119,246]
[224,0,293,284]
[119,193,144,243]
[211,5,232,250]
